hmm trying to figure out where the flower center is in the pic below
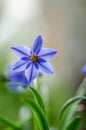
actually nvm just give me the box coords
[30,55,38,62]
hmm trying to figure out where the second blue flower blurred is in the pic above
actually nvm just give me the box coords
[7,67,29,92]
[81,64,86,76]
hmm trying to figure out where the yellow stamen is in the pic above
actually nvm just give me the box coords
[30,55,38,62]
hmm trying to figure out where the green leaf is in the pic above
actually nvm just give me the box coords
[58,78,86,130]
[29,87,46,114]
[0,117,21,130]
[59,96,86,120]
[66,116,82,130]
[25,99,49,130]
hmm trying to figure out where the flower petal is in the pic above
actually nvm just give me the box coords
[38,58,47,63]
[12,60,28,72]
[21,57,29,61]
[30,35,43,54]
[25,63,38,82]
[26,62,32,69]
[11,45,30,58]
[38,48,57,61]
[38,62,54,74]
[34,62,39,69]
[9,70,29,86]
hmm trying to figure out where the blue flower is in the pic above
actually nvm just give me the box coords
[7,67,29,91]
[11,35,57,83]
[81,65,86,76]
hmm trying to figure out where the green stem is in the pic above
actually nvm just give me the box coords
[31,75,43,130]
[33,76,40,91]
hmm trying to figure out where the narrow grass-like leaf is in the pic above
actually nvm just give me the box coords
[25,99,49,130]
[58,78,86,130]
[59,96,86,120]
[29,87,46,114]
[0,117,21,130]
[66,116,82,130]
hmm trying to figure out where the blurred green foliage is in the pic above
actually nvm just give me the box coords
[0,48,85,130]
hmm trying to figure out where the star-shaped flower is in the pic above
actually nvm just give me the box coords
[11,35,57,83]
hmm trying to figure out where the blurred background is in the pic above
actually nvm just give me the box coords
[0,0,86,129]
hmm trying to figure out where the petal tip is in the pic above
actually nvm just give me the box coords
[53,50,58,57]
[36,35,42,42]
[50,70,54,74]
[11,46,14,50]
[54,50,58,54]
[10,46,16,52]
[37,35,42,39]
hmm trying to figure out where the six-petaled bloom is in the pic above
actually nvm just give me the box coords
[81,64,86,76]
[11,35,57,83]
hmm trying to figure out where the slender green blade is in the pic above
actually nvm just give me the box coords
[66,116,82,130]
[25,99,49,130]
[59,96,86,120]
[58,78,86,130]
[29,87,46,114]
[0,117,21,130]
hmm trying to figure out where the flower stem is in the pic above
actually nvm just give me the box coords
[33,76,40,91]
